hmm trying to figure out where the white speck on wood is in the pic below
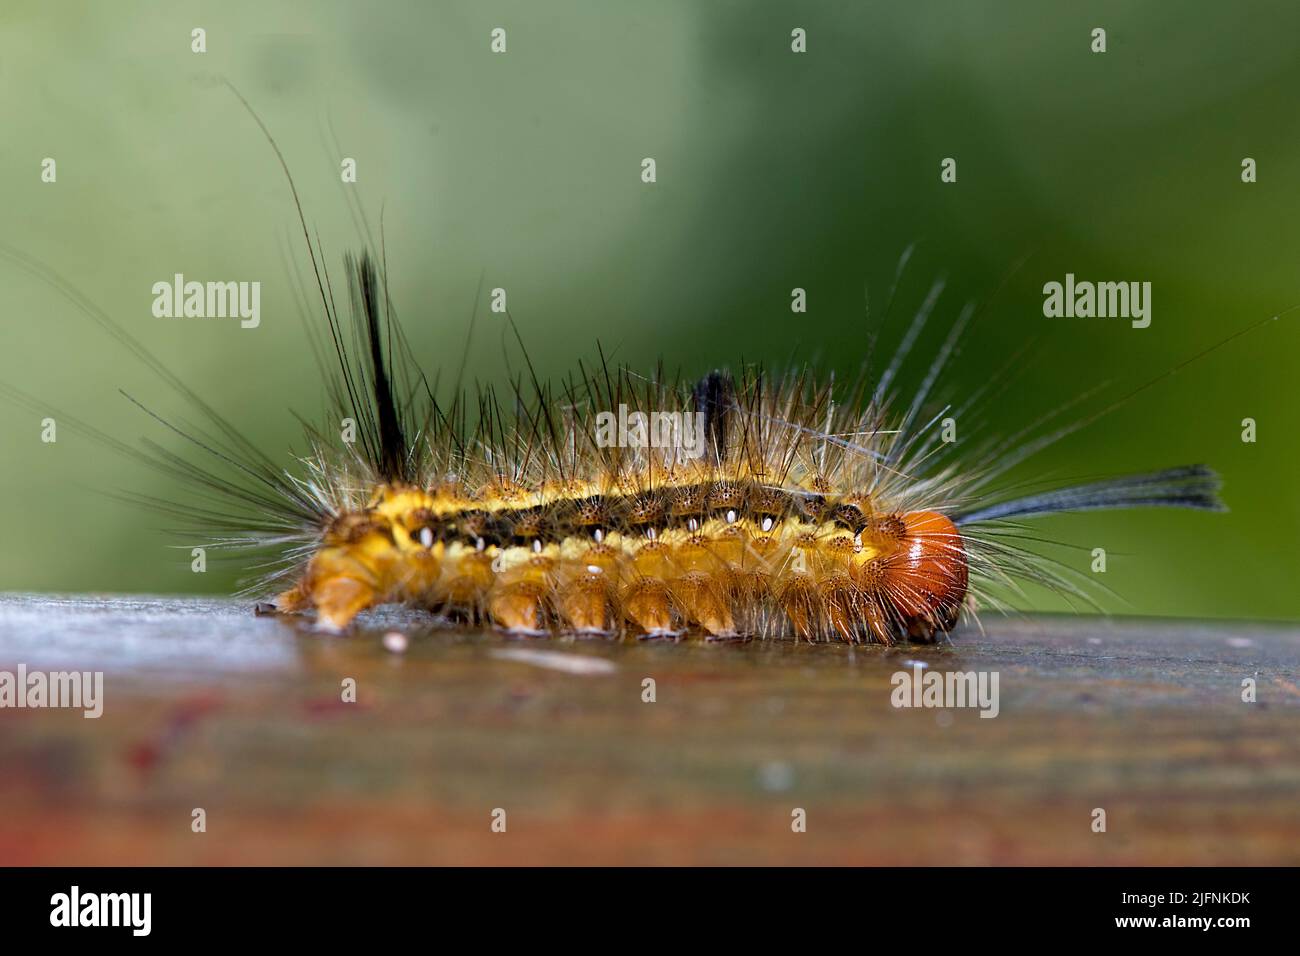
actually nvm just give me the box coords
[490,648,617,675]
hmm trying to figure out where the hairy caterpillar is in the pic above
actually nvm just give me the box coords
[2,93,1240,644]
[244,247,1221,640]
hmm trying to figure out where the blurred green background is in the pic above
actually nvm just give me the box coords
[1,0,1297,619]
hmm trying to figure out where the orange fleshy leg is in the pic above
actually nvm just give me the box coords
[622,579,677,637]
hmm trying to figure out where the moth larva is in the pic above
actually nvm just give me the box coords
[247,251,1220,642]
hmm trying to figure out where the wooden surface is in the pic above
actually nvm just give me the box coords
[0,593,1297,865]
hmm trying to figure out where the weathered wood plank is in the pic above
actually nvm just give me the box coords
[0,594,1296,864]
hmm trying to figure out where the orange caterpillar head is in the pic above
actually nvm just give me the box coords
[878,510,969,638]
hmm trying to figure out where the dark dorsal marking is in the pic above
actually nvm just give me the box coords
[397,479,865,549]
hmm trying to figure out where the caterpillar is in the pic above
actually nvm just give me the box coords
[243,247,1222,641]
[3,94,1237,645]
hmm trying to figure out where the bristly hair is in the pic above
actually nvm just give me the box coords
[343,250,412,484]
[953,464,1224,526]
[692,369,733,466]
